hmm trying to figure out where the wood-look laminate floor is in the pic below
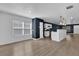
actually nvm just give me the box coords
[0,34,79,56]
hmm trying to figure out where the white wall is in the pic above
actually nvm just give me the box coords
[0,11,12,45]
[0,11,32,45]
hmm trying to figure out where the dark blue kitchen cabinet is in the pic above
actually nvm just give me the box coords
[32,18,44,38]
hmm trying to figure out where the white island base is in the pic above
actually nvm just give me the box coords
[51,29,66,42]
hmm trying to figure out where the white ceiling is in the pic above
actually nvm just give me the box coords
[0,3,79,24]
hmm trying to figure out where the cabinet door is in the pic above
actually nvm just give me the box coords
[24,23,32,35]
[40,22,43,38]
[32,19,40,38]
[12,20,23,36]
[13,20,23,29]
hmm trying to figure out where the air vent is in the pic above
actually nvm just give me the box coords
[66,5,73,9]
